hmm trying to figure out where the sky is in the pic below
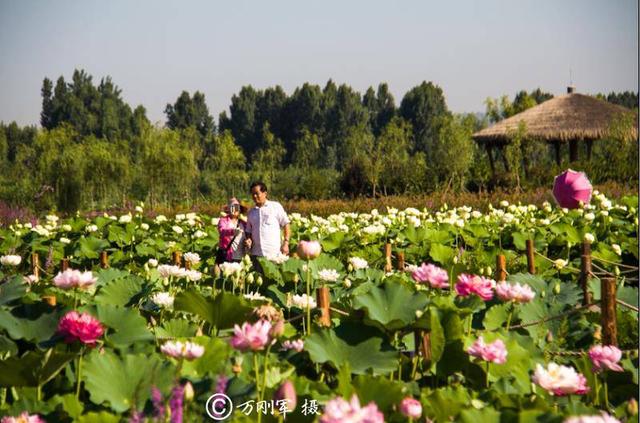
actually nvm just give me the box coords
[0,0,637,127]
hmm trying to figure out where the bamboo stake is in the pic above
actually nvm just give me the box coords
[601,277,618,346]
[31,253,39,279]
[60,258,69,271]
[495,254,506,282]
[525,239,535,274]
[580,242,592,306]
[99,251,109,269]
[384,243,392,273]
[397,251,405,271]
[172,251,182,267]
[316,286,331,327]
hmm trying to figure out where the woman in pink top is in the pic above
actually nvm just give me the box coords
[216,198,248,264]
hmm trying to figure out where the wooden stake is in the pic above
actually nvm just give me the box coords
[384,243,392,273]
[31,253,40,279]
[580,242,592,306]
[414,330,432,365]
[525,239,535,274]
[397,251,405,271]
[495,254,506,281]
[99,251,109,269]
[601,277,618,346]
[316,286,331,327]
[60,258,69,271]
[172,251,182,267]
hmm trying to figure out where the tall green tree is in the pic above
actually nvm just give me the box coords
[399,81,450,154]
[165,91,215,137]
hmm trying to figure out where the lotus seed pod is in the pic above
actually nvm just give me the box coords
[628,398,638,416]
[545,331,554,343]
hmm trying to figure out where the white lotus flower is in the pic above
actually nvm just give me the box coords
[119,214,132,223]
[348,257,368,270]
[183,252,201,264]
[219,262,243,277]
[292,294,316,309]
[0,255,22,266]
[151,292,174,308]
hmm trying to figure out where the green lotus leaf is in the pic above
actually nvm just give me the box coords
[352,281,428,331]
[94,274,145,307]
[174,289,253,330]
[305,322,399,375]
[0,276,27,306]
[82,350,173,413]
[0,348,76,387]
[96,305,153,347]
[0,308,61,343]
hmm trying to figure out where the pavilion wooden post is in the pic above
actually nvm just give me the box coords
[553,141,561,166]
[525,240,535,274]
[495,254,507,282]
[601,277,618,346]
[316,286,331,327]
[172,251,182,267]
[485,144,496,176]
[586,140,593,161]
[31,253,40,280]
[60,258,69,271]
[384,243,392,273]
[396,251,405,271]
[99,251,109,269]
[580,242,592,305]
[569,139,579,162]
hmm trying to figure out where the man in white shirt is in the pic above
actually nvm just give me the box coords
[244,181,291,259]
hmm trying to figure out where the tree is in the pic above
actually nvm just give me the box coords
[399,81,450,154]
[251,123,286,189]
[165,91,215,137]
[220,85,260,158]
[41,78,54,129]
[363,83,396,136]
[429,114,475,192]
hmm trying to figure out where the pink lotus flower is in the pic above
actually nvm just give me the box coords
[160,341,205,360]
[553,169,592,209]
[495,281,535,303]
[297,240,321,260]
[467,337,508,364]
[274,380,297,411]
[532,363,590,396]
[399,397,422,419]
[455,274,494,301]
[412,263,449,288]
[57,311,104,347]
[282,339,304,352]
[0,412,45,423]
[588,345,624,373]
[229,320,272,352]
[53,269,97,290]
[320,395,384,423]
[564,412,621,423]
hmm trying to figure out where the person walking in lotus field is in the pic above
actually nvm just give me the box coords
[244,181,291,272]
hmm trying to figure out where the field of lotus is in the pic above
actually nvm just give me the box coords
[0,189,638,422]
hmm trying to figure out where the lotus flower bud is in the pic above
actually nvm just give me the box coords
[183,381,194,402]
[540,290,546,298]
[553,283,561,295]
[246,273,255,284]
[615,266,621,276]
[232,356,243,374]
[486,267,492,276]
[256,276,263,286]
[628,398,638,416]
[293,274,299,284]
[343,278,352,288]
[196,327,204,337]
[296,240,321,260]
[274,380,297,411]
[546,331,554,343]
[213,265,221,278]
[399,397,422,419]
[269,319,285,338]
[415,310,424,319]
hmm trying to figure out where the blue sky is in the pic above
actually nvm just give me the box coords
[0,0,637,126]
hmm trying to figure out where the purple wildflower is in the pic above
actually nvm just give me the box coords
[169,384,184,423]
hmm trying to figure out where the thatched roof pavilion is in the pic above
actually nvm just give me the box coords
[473,87,638,170]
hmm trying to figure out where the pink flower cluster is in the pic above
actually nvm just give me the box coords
[57,311,104,347]
[282,339,304,352]
[53,269,97,290]
[564,412,621,423]
[411,263,449,288]
[588,345,623,373]
[495,281,535,303]
[467,337,508,364]
[160,341,205,360]
[230,320,273,352]
[399,397,422,419]
[320,395,384,423]
[1,412,45,423]
[532,363,590,396]
[455,274,495,301]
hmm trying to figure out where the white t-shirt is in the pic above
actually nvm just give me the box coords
[246,200,290,257]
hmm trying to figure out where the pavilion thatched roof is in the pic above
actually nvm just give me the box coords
[472,92,638,143]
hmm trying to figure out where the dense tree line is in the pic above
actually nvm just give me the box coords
[0,69,636,213]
